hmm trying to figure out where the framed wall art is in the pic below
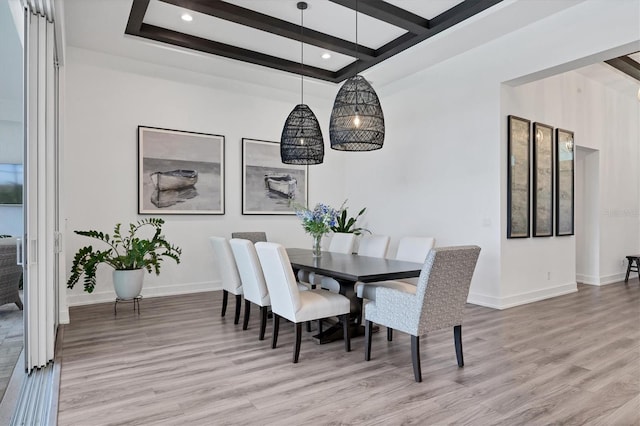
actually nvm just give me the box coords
[507,115,530,238]
[532,122,553,237]
[242,138,307,215]
[555,128,574,236]
[138,126,225,215]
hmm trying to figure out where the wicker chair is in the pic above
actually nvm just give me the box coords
[364,245,480,382]
[0,238,23,310]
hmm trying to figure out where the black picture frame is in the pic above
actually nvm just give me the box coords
[138,126,225,215]
[532,122,554,237]
[242,138,308,215]
[555,128,574,236]
[507,115,531,238]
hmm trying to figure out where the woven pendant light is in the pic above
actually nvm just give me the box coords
[329,0,384,151]
[330,75,384,151]
[280,2,324,165]
[281,104,324,164]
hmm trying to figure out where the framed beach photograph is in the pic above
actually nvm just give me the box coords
[138,126,225,214]
[507,115,531,238]
[242,138,307,215]
[532,122,553,237]
[555,128,574,236]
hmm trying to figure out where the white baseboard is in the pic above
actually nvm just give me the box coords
[468,282,577,310]
[58,309,70,324]
[577,272,627,286]
[576,273,599,285]
[599,272,627,285]
[65,280,222,307]
[466,292,502,309]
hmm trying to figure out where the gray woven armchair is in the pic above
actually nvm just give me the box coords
[231,232,267,244]
[0,238,23,310]
[364,245,480,382]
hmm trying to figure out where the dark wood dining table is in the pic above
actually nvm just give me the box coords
[286,248,423,344]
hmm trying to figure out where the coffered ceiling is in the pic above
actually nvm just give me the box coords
[125,0,503,83]
[59,0,639,98]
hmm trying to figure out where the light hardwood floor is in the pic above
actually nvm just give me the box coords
[57,281,640,425]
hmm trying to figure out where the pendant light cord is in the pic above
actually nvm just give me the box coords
[355,0,359,112]
[300,5,304,105]
[355,0,359,75]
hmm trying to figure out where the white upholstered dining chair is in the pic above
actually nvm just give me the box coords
[256,242,352,363]
[209,236,243,325]
[230,238,309,340]
[229,238,271,338]
[320,234,390,292]
[355,236,435,300]
[356,236,435,339]
[364,245,481,382]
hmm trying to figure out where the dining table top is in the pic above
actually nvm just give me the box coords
[286,248,423,283]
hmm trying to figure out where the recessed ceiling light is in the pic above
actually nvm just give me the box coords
[321,52,331,60]
[181,13,193,22]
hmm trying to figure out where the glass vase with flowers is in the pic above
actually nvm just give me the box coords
[295,203,340,257]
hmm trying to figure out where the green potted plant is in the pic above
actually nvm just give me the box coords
[331,204,371,236]
[67,218,182,299]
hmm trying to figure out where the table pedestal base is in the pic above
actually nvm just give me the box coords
[312,321,377,344]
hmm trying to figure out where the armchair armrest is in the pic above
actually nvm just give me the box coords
[365,286,419,335]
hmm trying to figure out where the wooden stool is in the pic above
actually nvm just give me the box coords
[625,255,640,282]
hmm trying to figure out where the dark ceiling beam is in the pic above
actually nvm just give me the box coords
[159,0,375,60]
[126,0,504,83]
[135,24,337,82]
[605,56,640,82]
[125,0,149,34]
[333,0,503,81]
[329,0,428,34]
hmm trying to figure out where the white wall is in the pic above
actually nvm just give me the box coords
[343,0,639,308]
[63,48,346,306]
[504,71,639,296]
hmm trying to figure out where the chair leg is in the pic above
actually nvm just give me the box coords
[294,323,303,363]
[387,327,393,341]
[364,320,373,361]
[356,298,364,325]
[234,295,242,325]
[318,319,323,334]
[243,300,251,330]
[411,335,422,382]
[454,325,464,367]
[221,290,228,317]
[625,259,631,282]
[259,306,268,340]
[306,321,312,332]
[272,314,280,349]
[342,314,351,352]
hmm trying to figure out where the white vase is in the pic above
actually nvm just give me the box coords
[112,269,144,300]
